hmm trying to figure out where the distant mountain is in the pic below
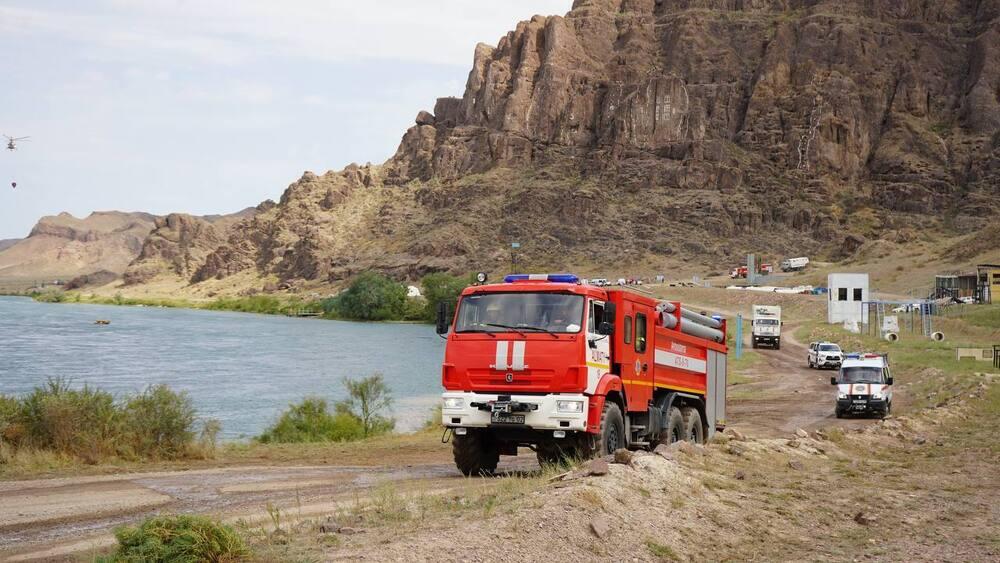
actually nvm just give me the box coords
[0,208,260,285]
[0,239,20,252]
[0,212,158,282]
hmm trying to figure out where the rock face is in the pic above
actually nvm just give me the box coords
[0,239,20,252]
[123,208,258,285]
[128,0,1000,289]
[0,212,157,281]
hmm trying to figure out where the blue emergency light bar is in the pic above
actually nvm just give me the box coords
[844,353,861,359]
[503,274,580,284]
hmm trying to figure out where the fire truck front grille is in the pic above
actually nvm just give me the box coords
[467,369,556,389]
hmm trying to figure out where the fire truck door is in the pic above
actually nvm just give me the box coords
[586,299,611,394]
[621,300,654,412]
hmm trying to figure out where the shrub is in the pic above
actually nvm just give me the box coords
[1,379,203,465]
[330,273,407,321]
[102,514,250,563]
[16,379,123,462]
[257,397,364,443]
[204,296,287,315]
[123,385,197,459]
[420,273,470,322]
[338,374,395,437]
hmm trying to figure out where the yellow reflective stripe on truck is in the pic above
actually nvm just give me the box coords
[621,379,704,395]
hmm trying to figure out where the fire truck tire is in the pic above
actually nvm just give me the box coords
[452,430,499,476]
[680,406,704,444]
[597,401,625,456]
[659,407,684,445]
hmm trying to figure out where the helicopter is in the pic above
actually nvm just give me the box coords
[5,135,30,151]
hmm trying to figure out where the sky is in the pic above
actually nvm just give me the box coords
[0,0,572,239]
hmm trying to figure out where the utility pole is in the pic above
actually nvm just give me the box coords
[510,242,520,274]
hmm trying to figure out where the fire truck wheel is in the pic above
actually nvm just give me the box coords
[659,407,684,446]
[680,407,704,444]
[597,401,625,456]
[452,430,499,476]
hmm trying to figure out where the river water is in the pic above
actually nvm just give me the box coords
[0,296,445,438]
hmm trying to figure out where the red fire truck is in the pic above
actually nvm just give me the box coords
[435,274,728,475]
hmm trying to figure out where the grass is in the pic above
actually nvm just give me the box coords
[98,514,251,562]
[646,539,680,560]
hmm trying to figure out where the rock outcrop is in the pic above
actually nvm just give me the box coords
[125,0,1000,289]
[123,207,258,285]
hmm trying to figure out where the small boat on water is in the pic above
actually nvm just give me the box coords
[94,320,111,325]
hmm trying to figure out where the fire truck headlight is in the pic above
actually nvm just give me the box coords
[837,391,847,400]
[443,397,465,410]
[556,400,584,413]
[871,392,882,400]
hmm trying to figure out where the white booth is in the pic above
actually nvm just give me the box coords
[827,273,869,325]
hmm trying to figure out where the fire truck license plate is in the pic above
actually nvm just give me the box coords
[491,412,525,424]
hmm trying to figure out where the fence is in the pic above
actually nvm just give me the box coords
[995,345,1000,370]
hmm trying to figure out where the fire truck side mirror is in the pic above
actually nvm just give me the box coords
[830,376,837,385]
[435,302,450,335]
[886,377,894,386]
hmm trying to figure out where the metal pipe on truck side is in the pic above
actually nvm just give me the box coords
[660,302,722,329]
[660,306,725,343]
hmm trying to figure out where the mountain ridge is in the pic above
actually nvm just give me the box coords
[12,0,1000,293]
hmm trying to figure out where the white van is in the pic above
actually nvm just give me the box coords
[832,353,893,418]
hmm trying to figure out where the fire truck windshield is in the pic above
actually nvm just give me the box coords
[455,292,585,334]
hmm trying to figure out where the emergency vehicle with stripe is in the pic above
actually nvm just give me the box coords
[437,274,728,475]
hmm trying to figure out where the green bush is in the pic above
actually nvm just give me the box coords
[16,379,122,462]
[102,514,250,563]
[420,273,470,321]
[123,385,196,459]
[257,397,364,443]
[1,379,203,463]
[257,374,395,443]
[328,272,407,321]
[339,374,395,437]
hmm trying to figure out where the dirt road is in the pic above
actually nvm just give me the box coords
[726,324,874,437]
[0,324,885,561]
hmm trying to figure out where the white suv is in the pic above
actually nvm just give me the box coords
[808,342,843,369]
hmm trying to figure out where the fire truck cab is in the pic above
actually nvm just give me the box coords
[437,274,728,475]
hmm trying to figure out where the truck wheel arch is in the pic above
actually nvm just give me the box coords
[588,374,626,433]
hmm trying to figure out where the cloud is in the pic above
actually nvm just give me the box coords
[0,0,575,238]
[1,1,573,67]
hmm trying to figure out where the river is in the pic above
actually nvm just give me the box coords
[0,296,445,438]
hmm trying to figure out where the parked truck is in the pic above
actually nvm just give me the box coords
[729,263,773,279]
[436,273,728,475]
[780,257,810,272]
[751,305,782,349]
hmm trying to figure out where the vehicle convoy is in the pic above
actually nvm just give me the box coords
[780,257,810,272]
[751,305,782,349]
[436,274,728,475]
[808,341,843,369]
[832,353,893,418]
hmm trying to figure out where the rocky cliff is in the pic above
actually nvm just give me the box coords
[123,207,260,285]
[0,212,157,281]
[131,0,1000,290]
